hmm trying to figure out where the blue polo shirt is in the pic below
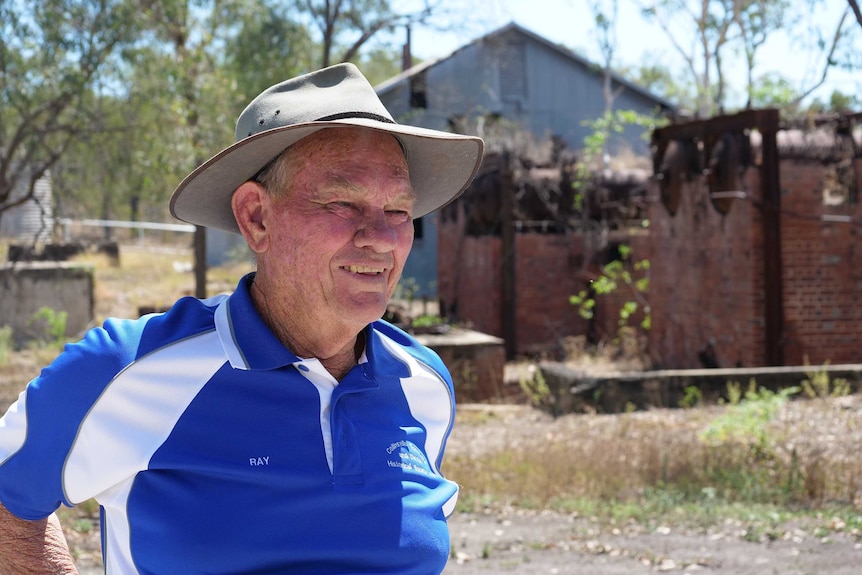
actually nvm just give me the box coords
[0,274,458,574]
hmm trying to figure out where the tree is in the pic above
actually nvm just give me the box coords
[0,0,141,228]
[621,59,698,110]
[733,0,791,109]
[588,0,622,115]
[637,0,738,115]
[786,3,854,108]
[222,1,316,99]
[748,73,800,110]
[297,0,442,68]
[636,0,857,114]
[850,0,862,27]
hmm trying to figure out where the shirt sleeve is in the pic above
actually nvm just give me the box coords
[0,317,143,520]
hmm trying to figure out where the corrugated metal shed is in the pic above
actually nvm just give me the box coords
[376,21,676,155]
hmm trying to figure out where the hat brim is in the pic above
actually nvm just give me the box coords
[169,118,484,234]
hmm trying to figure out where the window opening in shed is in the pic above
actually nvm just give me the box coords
[410,70,427,109]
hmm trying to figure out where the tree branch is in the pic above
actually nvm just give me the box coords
[790,7,850,106]
[848,0,862,28]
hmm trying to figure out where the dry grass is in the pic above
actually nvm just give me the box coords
[73,244,253,323]
[0,241,253,402]
[446,394,862,527]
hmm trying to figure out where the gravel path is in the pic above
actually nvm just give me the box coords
[444,508,862,574]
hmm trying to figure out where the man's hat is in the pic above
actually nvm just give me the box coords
[170,63,484,234]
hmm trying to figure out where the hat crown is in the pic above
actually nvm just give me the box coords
[235,63,395,142]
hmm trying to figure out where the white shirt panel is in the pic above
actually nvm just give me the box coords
[0,391,28,466]
[63,330,226,503]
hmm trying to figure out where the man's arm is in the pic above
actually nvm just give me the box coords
[0,503,78,575]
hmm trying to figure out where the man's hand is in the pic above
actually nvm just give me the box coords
[0,503,79,574]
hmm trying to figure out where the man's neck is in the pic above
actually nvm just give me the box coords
[249,278,362,380]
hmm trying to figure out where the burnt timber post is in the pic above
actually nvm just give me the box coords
[500,152,517,358]
[759,111,784,366]
[194,226,207,299]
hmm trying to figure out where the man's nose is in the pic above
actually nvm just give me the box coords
[354,209,398,252]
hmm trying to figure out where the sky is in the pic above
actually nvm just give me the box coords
[396,0,860,108]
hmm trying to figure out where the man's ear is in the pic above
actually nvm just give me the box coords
[231,181,270,254]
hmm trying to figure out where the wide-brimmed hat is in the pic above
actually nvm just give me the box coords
[169,63,484,234]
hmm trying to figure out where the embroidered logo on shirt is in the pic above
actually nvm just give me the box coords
[249,456,270,466]
[385,441,433,477]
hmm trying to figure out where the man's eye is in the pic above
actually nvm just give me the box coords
[329,201,358,213]
[386,210,412,222]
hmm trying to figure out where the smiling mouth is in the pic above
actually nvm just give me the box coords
[342,265,386,275]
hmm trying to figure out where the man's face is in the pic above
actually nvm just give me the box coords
[259,127,415,334]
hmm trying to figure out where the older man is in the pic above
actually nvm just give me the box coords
[0,64,483,574]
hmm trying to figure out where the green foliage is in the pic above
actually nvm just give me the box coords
[569,244,651,332]
[518,369,552,410]
[0,0,143,213]
[800,361,851,399]
[221,1,315,98]
[749,73,801,109]
[638,0,832,115]
[6,0,422,226]
[679,385,702,409]
[826,90,860,114]
[573,110,668,192]
[354,46,404,85]
[619,59,697,110]
[699,380,799,456]
[568,110,658,339]
[27,306,68,349]
[394,276,420,302]
[412,315,443,328]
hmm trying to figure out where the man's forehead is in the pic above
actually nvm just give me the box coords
[316,171,417,202]
[295,127,406,158]
[297,129,409,168]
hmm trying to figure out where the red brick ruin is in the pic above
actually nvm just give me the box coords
[438,109,862,369]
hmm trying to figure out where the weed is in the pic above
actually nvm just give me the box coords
[801,359,851,398]
[680,385,702,408]
[519,368,552,411]
[412,314,444,328]
[26,306,68,349]
[0,325,12,367]
[700,380,798,457]
[73,518,94,534]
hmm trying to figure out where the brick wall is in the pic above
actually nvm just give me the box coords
[438,226,504,337]
[646,169,765,368]
[778,158,862,365]
[513,233,586,354]
[647,157,862,368]
[439,154,862,367]
[438,200,641,357]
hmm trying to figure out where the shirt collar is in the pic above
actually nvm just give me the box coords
[215,273,414,378]
[215,273,301,370]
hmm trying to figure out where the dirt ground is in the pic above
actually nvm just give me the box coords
[439,403,862,575]
[57,401,862,574]
[444,506,861,574]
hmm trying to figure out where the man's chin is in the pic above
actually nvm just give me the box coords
[342,294,389,325]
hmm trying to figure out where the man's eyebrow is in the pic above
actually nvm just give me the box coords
[323,175,417,203]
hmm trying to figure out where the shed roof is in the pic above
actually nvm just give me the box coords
[375,21,677,113]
